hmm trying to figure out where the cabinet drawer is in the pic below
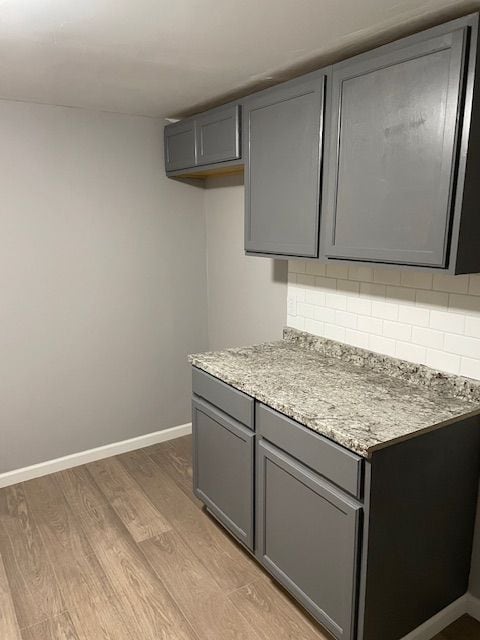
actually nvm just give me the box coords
[192,367,254,429]
[256,403,363,498]
[192,397,254,549]
[256,439,361,639]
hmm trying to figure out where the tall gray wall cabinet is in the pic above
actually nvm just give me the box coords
[243,74,326,258]
[191,366,480,640]
[321,13,480,273]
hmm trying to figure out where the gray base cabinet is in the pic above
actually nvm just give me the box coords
[191,368,480,640]
[192,397,254,550]
[256,440,361,640]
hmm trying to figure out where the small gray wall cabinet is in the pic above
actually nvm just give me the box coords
[191,366,480,640]
[164,103,241,177]
[243,73,325,258]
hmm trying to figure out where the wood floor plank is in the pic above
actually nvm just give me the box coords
[0,553,22,640]
[21,612,80,640]
[24,474,132,640]
[0,484,64,628]
[119,448,258,593]
[145,436,200,506]
[141,531,263,640]
[58,465,199,640]
[229,577,332,640]
[88,456,171,542]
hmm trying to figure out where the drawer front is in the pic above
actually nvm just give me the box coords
[192,397,254,550]
[256,403,363,498]
[256,439,361,639]
[192,367,254,429]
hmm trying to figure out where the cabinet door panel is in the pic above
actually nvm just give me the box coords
[257,440,361,640]
[323,28,467,266]
[196,105,240,166]
[192,397,254,550]
[164,119,196,171]
[245,75,325,257]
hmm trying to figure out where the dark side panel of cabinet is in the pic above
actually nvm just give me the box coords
[244,74,325,258]
[256,439,361,640]
[192,397,254,550]
[322,27,468,267]
[164,119,196,171]
[196,105,241,166]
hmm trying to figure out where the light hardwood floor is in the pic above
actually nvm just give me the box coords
[0,435,478,640]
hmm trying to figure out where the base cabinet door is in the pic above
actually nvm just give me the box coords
[192,397,254,550]
[256,440,361,640]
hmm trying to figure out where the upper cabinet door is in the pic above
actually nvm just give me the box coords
[196,105,241,166]
[322,28,468,267]
[164,119,196,172]
[244,75,325,258]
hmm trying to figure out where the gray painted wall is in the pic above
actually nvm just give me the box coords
[0,100,208,474]
[204,174,287,351]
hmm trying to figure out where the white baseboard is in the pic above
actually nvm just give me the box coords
[400,594,469,640]
[466,593,480,622]
[0,422,192,488]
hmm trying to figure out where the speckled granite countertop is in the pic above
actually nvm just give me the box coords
[189,328,480,458]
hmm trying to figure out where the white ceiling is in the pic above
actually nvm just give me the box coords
[0,0,478,118]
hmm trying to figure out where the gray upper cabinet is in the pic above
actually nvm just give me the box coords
[195,105,240,166]
[244,74,326,258]
[322,24,468,267]
[256,439,361,639]
[164,119,196,172]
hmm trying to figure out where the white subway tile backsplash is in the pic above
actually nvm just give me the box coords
[373,268,402,285]
[460,357,480,379]
[323,323,346,342]
[383,320,412,341]
[326,263,349,279]
[400,271,433,290]
[315,276,337,290]
[449,293,480,315]
[335,310,357,329]
[288,260,306,274]
[360,282,386,299]
[415,290,449,309]
[369,334,396,357]
[429,310,465,334]
[444,334,480,359]
[347,297,372,316]
[337,279,360,296]
[287,264,480,379]
[465,315,480,338]
[426,349,460,374]
[305,261,326,276]
[386,286,416,304]
[357,315,383,335]
[398,305,430,327]
[297,302,316,319]
[348,265,373,282]
[432,273,469,294]
[325,292,347,311]
[395,341,426,364]
[412,326,445,350]
[314,306,336,323]
[469,274,480,296]
[345,328,370,348]
[305,318,325,335]
[371,300,398,321]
